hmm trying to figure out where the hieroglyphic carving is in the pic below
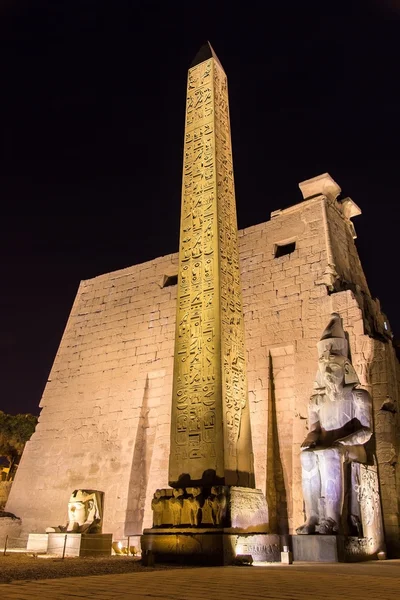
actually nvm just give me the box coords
[358,462,385,551]
[170,57,220,484]
[213,61,248,463]
[169,49,251,486]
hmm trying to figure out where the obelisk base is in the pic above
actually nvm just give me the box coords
[141,528,281,565]
[142,486,280,564]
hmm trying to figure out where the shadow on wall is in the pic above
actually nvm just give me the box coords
[266,353,289,535]
[124,376,157,536]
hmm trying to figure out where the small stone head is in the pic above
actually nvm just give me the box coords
[187,487,202,498]
[67,489,103,533]
[172,488,184,499]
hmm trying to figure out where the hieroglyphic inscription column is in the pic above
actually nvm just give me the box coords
[169,43,254,488]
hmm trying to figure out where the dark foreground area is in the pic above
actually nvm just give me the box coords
[0,560,400,600]
[0,553,186,583]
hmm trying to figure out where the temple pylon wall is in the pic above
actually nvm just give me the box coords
[7,177,400,554]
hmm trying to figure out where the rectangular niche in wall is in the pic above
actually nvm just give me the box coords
[161,273,178,288]
[274,241,296,258]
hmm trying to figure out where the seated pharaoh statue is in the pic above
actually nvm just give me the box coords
[46,489,104,534]
[296,313,378,536]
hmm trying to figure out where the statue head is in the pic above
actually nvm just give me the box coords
[172,488,184,499]
[187,486,202,497]
[314,313,359,396]
[67,489,104,533]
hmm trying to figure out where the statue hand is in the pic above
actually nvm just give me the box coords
[332,439,345,446]
[301,441,316,449]
[301,431,319,449]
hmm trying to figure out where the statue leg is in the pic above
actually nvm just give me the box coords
[296,450,321,534]
[318,447,343,534]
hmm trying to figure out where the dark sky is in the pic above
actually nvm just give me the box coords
[1,0,399,416]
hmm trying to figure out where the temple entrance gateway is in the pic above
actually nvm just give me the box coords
[4,45,399,561]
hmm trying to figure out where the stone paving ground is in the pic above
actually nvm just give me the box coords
[0,560,399,600]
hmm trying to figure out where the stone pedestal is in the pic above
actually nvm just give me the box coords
[27,533,48,553]
[141,529,280,565]
[292,535,384,562]
[27,533,112,557]
[143,485,280,564]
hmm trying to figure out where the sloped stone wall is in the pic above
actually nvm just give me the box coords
[7,194,399,553]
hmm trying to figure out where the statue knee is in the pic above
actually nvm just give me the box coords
[300,450,316,471]
[324,446,342,462]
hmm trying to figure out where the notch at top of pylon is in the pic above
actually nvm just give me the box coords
[190,41,225,71]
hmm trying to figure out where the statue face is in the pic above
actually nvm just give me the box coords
[318,352,347,397]
[67,500,87,525]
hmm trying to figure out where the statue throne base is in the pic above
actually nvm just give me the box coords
[141,486,281,565]
[292,462,385,562]
[27,532,113,557]
[291,534,384,562]
[292,535,382,562]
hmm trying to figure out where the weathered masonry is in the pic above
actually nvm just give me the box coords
[7,173,400,555]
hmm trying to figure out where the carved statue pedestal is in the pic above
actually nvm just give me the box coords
[291,535,384,563]
[141,528,280,565]
[27,533,112,557]
[142,486,281,564]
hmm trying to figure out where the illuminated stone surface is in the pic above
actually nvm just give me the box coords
[294,313,385,558]
[169,42,254,488]
[26,532,113,557]
[6,176,400,554]
[141,530,280,564]
[46,489,104,534]
[142,44,270,563]
[4,56,399,557]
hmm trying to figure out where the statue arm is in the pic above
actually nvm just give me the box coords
[301,399,321,449]
[336,389,373,446]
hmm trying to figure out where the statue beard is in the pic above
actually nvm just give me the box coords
[325,376,342,400]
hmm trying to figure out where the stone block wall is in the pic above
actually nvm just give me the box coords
[0,481,12,510]
[7,191,400,553]
[7,254,179,541]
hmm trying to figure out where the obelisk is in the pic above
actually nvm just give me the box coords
[142,44,276,564]
[169,42,255,489]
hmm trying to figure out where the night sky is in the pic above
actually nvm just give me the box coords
[1,1,399,416]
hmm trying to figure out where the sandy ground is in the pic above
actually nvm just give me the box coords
[0,553,185,583]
